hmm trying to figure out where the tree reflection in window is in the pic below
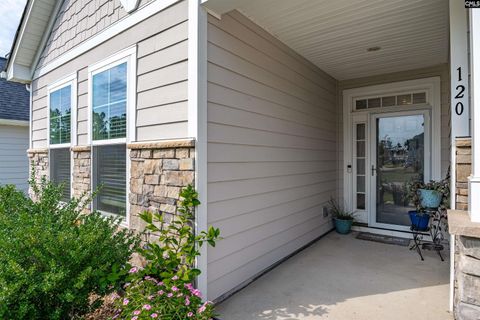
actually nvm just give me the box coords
[50,86,71,144]
[92,62,127,140]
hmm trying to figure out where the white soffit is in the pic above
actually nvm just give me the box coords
[217,0,449,80]
[7,0,57,83]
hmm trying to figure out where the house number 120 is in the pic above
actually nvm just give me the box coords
[455,67,465,116]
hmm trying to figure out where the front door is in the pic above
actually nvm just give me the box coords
[369,111,431,231]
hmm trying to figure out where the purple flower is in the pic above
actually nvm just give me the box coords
[172,275,179,281]
[143,304,152,310]
[167,293,173,298]
[172,286,179,292]
[157,290,164,295]
[151,313,158,318]
[133,310,141,315]
[187,312,194,317]
[132,317,138,320]
[185,297,191,306]
[123,298,129,306]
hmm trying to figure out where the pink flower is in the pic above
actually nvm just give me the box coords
[123,298,129,306]
[157,281,164,286]
[172,286,179,292]
[185,297,191,306]
[143,304,152,310]
[129,267,138,273]
[133,310,141,315]
[172,275,179,281]
[167,293,173,298]
[148,295,154,300]
[151,313,158,318]
[191,289,202,297]
[184,283,194,290]
[157,290,164,295]
[198,301,208,313]
[187,312,194,317]
[132,317,138,320]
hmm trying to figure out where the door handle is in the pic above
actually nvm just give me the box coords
[371,165,376,176]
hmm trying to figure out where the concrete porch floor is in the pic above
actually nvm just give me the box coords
[216,231,452,320]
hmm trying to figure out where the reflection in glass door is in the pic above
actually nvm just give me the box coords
[373,113,428,227]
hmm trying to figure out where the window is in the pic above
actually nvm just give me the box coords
[48,76,75,202]
[354,91,427,111]
[50,148,71,202]
[89,47,135,220]
[92,63,127,140]
[50,85,71,144]
[93,144,126,216]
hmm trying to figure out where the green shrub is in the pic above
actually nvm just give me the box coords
[0,175,140,320]
[113,185,220,320]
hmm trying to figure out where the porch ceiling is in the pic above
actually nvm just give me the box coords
[204,0,449,80]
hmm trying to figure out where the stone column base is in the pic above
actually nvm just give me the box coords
[128,139,195,232]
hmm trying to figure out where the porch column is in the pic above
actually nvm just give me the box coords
[469,9,480,222]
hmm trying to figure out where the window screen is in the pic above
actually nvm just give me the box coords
[50,148,71,202]
[92,63,127,141]
[50,86,71,144]
[93,144,126,217]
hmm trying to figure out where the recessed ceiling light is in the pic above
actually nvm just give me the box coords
[367,46,381,52]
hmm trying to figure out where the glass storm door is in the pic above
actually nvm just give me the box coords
[370,111,430,230]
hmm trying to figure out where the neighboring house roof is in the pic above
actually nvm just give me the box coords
[0,58,29,121]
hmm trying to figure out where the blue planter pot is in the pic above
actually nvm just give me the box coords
[408,210,430,231]
[418,189,442,208]
[334,218,353,234]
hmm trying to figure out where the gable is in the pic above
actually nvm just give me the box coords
[36,0,152,72]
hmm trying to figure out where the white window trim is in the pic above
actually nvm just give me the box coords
[87,46,136,227]
[47,73,77,201]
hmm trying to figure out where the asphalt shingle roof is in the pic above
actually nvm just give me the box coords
[0,57,29,121]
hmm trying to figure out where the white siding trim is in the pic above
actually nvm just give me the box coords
[469,9,480,223]
[189,0,209,298]
[33,0,181,80]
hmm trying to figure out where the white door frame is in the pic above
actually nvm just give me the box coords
[342,77,441,228]
[369,109,431,231]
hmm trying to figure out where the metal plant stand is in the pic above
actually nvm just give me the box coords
[410,208,448,261]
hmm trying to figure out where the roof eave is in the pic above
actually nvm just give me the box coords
[6,0,60,84]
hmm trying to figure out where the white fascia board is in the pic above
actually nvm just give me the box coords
[200,0,242,16]
[7,63,32,83]
[34,0,181,80]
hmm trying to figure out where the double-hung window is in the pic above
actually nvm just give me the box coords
[48,75,76,202]
[89,47,136,220]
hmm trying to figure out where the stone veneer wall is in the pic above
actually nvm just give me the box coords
[456,138,471,210]
[454,234,480,319]
[27,148,49,200]
[128,140,195,233]
[72,146,91,211]
[451,137,480,319]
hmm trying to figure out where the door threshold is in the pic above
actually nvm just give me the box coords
[352,225,432,241]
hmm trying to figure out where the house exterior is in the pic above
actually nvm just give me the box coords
[0,57,29,193]
[5,0,480,318]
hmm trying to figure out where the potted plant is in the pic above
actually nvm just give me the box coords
[328,197,355,234]
[405,175,450,231]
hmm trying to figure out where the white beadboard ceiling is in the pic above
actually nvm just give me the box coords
[205,0,449,80]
